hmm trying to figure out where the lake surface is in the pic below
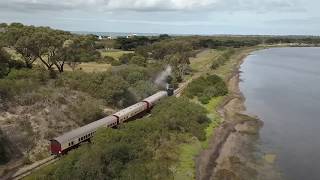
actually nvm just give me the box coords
[239,47,320,180]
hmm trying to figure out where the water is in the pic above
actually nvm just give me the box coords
[239,47,320,180]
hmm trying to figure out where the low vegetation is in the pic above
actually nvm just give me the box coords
[210,49,235,70]
[27,97,210,180]
[56,65,160,108]
[184,75,228,104]
[2,22,320,179]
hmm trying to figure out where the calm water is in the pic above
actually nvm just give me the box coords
[240,47,320,180]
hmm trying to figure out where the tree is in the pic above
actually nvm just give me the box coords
[130,55,147,67]
[62,36,101,71]
[3,24,101,73]
[165,52,190,81]
[0,46,11,78]
[15,36,37,68]
[0,23,7,29]
[4,24,72,73]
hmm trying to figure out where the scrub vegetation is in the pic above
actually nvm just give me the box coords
[183,75,228,104]
[1,22,320,179]
[27,98,209,180]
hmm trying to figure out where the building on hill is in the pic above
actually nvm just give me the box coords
[126,34,137,38]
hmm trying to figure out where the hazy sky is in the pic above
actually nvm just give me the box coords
[0,0,319,35]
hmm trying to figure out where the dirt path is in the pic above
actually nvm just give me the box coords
[195,47,283,180]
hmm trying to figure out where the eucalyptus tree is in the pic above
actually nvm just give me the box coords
[0,45,11,78]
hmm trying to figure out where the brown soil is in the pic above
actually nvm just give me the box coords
[196,48,283,180]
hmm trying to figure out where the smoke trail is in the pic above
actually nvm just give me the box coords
[154,66,172,88]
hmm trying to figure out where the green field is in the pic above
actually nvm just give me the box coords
[100,49,133,60]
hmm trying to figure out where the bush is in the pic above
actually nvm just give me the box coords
[97,56,122,66]
[9,59,26,69]
[119,53,134,64]
[0,68,50,102]
[129,55,147,67]
[184,75,228,104]
[98,56,116,64]
[198,95,211,104]
[0,47,10,78]
[6,68,49,82]
[0,79,40,100]
[70,97,104,125]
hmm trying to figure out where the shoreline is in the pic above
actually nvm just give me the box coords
[196,47,281,180]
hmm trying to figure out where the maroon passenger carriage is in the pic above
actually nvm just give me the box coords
[50,91,169,155]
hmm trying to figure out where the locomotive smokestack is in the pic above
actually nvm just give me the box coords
[166,83,174,96]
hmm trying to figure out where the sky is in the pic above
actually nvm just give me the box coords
[0,0,320,35]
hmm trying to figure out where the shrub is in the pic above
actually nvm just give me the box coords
[129,55,147,67]
[9,59,25,69]
[0,79,40,100]
[70,97,104,125]
[6,68,49,82]
[119,53,134,64]
[98,56,116,64]
[184,74,228,104]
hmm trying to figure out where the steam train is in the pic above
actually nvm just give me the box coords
[50,86,174,155]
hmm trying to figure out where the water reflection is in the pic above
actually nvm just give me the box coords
[240,47,320,180]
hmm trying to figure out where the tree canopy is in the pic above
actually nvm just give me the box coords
[2,23,100,73]
[0,46,11,78]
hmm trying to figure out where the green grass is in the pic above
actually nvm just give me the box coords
[174,138,202,180]
[174,49,227,180]
[174,97,224,180]
[100,50,133,60]
[202,96,224,148]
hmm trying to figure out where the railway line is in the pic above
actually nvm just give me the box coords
[8,81,191,180]
[9,156,57,180]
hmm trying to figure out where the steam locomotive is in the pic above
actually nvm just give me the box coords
[50,86,174,155]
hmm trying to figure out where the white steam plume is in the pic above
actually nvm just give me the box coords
[154,66,172,88]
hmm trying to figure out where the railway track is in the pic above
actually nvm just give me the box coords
[9,156,58,180]
[174,76,197,97]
